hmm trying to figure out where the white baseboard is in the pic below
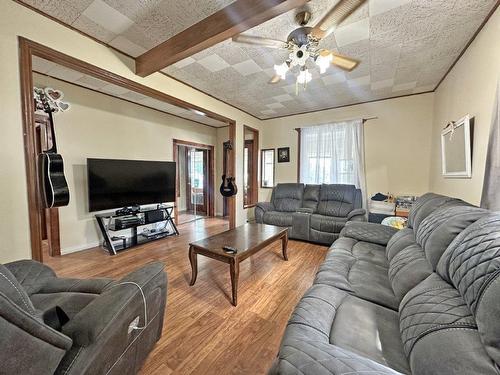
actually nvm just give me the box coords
[61,241,100,255]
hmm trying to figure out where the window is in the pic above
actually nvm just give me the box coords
[261,149,275,188]
[299,120,366,203]
[243,126,259,207]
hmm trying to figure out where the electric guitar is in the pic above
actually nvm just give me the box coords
[37,91,70,208]
[220,141,237,197]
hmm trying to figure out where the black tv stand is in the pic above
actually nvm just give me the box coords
[95,205,178,255]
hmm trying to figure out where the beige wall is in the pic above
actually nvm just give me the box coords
[259,93,435,202]
[429,8,500,205]
[34,74,218,253]
[0,1,261,263]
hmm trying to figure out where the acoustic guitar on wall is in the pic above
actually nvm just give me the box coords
[36,90,70,208]
[220,141,237,197]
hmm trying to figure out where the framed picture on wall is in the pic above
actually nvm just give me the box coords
[277,147,290,163]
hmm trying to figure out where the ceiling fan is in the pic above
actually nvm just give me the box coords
[232,0,366,90]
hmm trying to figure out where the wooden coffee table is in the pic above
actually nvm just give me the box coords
[188,223,288,306]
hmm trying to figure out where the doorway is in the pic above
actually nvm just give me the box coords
[173,140,215,225]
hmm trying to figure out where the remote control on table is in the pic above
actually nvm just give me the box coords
[222,246,238,254]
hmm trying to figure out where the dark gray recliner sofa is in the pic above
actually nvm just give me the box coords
[256,183,365,244]
[0,260,167,375]
[270,193,500,374]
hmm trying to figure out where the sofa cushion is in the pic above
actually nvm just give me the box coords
[437,214,500,366]
[333,237,388,267]
[399,273,498,375]
[386,228,416,260]
[415,205,488,269]
[315,250,399,310]
[341,221,399,247]
[302,184,320,211]
[0,264,37,315]
[276,284,409,374]
[407,193,470,231]
[271,183,304,212]
[263,211,292,227]
[311,214,347,234]
[317,184,356,217]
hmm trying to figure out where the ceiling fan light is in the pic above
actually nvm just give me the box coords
[316,53,332,74]
[274,62,289,80]
[297,68,312,84]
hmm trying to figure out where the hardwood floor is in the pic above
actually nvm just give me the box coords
[43,218,329,375]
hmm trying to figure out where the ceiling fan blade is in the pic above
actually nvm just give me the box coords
[232,34,288,49]
[268,75,282,84]
[331,52,359,71]
[310,0,367,40]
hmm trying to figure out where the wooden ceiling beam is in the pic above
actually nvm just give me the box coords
[135,0,309,77]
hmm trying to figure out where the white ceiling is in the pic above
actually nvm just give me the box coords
[32,56,229,128]
[19,0,498,119]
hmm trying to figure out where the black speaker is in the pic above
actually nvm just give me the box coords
[145,209,167,224]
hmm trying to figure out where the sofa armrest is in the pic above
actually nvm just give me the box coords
[255,201,274,223]
[62,262,167,347]
[347,208,367,221]
[340,221,399,246]
[39,277,114,294]
[270,340,401,375]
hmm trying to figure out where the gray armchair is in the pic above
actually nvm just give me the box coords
[256,183,365,245]
[0,259,167,375]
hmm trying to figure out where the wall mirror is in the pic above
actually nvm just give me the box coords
[441,115,473,178]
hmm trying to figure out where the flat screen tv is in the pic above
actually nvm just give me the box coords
[87,158,176,212]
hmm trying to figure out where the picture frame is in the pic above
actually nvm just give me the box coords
[277,147,290,163]
[441,115,472,178]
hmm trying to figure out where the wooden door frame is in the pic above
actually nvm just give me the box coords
[19,37,236,262]
[173,139,215,224]
[243,125,259,208]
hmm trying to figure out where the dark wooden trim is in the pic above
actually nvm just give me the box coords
[19,37,42,262]
[296,128,301,183]
[260,148,275,188]
[173,139,215,222]
[33,70,225,130]
[229,121,236,229]
[19,37,237,260]
[434,1,500,90]
[135,0,309,76]
[243,125,259,208]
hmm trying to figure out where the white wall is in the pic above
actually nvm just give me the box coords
[34,74,218,253]
[428,7,500,205]
[259,93,435,202]
[0,1,261,263]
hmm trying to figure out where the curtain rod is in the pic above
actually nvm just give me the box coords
[294,116,378,131]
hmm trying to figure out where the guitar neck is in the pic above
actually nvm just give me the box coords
[46,110,58,153]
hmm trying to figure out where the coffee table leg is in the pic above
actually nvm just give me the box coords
[189,245,198,286]
[282,232,289,261]
[229,259,239,306]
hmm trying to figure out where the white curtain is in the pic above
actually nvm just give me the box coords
[300,119,367,207]
[481,78,500,210]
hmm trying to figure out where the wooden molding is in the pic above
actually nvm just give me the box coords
[135,0,309,77]
[18,37,237,260]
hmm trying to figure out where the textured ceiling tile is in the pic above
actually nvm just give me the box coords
[348,75,371,87]
[369,0,412,17]
[273,94,294,102]
[196,54,230,73]
[24,0,93,24]
[83,0,134,34]
[371,78,394,90]
[322,73,347,86]
[392,81,417,92]
[120,91,148,102]
[370,44,401,65]
[32,56,57,74]
[102,0,163,23]
[101,84,130,96]
[232,60,263,76]
[46,65,85,82]
[172,57,196,69]
[267,102,285,109]
[334,18,370,47]
[370,4,411,36]
[75,75,108,90]
[72,15,116,43]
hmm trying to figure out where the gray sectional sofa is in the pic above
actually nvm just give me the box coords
[256,183,365,244]
[270,193,500,374]
[0,260,167,375]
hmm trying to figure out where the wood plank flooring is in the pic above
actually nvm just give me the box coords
[43,218,329,375]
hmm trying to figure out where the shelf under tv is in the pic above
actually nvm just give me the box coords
[95,205,179,255]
